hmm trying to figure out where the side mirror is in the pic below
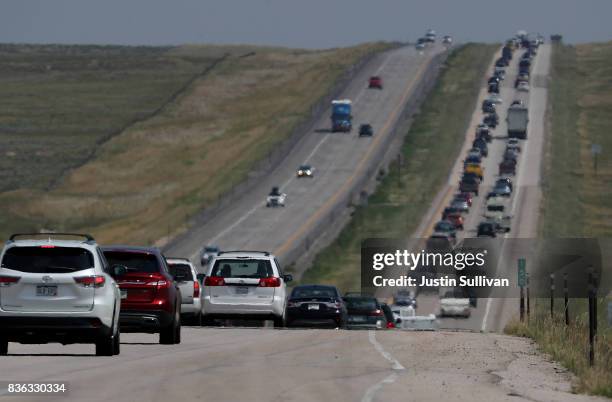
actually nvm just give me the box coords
[283,274,293,283]
[111,264,127,277]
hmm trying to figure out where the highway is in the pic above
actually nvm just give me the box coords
[2,43,606,402]
[413,44,551,332]
[165,44,445,271]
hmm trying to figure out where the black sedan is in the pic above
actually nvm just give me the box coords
[285,285,347,328]
[344,295,387,329]
[359,124,374,137]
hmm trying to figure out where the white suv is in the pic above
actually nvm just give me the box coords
[166,258,202,325]
[202,251,292,326]
[0,233,123,356]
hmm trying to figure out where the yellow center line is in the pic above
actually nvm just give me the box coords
[274,50,434,257]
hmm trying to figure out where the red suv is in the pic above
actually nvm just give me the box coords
[368,76,383,89]
[101,246,181,344]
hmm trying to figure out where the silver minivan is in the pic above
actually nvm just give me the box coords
[166,258,202,325]
[201,251,291,327]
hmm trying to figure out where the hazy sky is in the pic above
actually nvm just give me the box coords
[1,0,611,48]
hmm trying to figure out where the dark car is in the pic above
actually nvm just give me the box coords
[487,76,501,85]
[380,303,396,329]
[472,138,488,157]
[459,176,480,195]
[482,99,496,114]
[455,191,473,206]
[495,57,509,67]
[434,220,457,238]
[488,82,499,94]
[359,124,374,137]
[368,76,383,89]
[343,295,386,329]
[496,177,513,191]
[477,222,497,238]
[442,206,462,220]
[483,113,499,128]
[465,154,482,165]
[102,246,182,344]
[476,125,492,142]
[285,285,347,328]
[499,160,516,175]
[446,212,464,230]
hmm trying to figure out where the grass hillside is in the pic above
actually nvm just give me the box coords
[507,41,612,398]
[0,42,389,244]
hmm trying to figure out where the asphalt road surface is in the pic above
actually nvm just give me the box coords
[1,328,606,402]
[412,44,552,332]
[165,44,445,270]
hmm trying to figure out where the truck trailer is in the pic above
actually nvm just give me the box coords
[331,99,352,132]
[506,104,529,139]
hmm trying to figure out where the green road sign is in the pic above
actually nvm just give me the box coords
[518,258,527,287]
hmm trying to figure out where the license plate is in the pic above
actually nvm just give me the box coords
[120,289,128,299]
[349,316,366,322]
[36,285,57,297]
[235,287,249,295]
[308,304,320,310]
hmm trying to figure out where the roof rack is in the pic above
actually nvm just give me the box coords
[8,233,95,243]
[166,257,190,262]
[217,250,270,256]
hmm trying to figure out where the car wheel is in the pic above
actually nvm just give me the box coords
[95,330,115,356]
[273,316,284,328]
[160,308,180,345]
[0,337,8,356]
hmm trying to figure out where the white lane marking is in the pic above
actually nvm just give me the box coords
[190,51,400,261]
[362,373,399,402]
[481,46,548,332]
[362,330,405,402]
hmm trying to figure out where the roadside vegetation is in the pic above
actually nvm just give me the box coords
[506,41,612,397]
[0,42,389,244]
[300,44,498,291]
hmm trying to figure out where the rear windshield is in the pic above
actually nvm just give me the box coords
[103,251,160,273]
[344,297,378,310]
[1,246,94,273]
[167,263,193,280]
[211,259,273,278]
[291,287,337,299]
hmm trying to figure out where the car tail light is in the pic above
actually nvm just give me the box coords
[74,275,105,288]
[286,300,299,308]
[0,275,20,287]
[259,277,281,287]
[40,245,55,248]
[332,300,343,309]
[193,280,200,297]
[386,321,395,329]
[146,280,168,287]
[369,309,384,316]
[204,276,225,286]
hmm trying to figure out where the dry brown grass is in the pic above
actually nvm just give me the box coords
[0,43,389,244]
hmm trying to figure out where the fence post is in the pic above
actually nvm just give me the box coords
[550,273,555,320]
[588,267,595,366]
[564,272,569,326]
[520,286,525,322]
[526,273,530,321]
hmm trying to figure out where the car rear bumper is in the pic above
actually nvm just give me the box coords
[119,310,174,333]
[181,299,201,316]
[286,310,344,326]
[0,316,112,342]
[440,306,471,317]
[203,298,283,318]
